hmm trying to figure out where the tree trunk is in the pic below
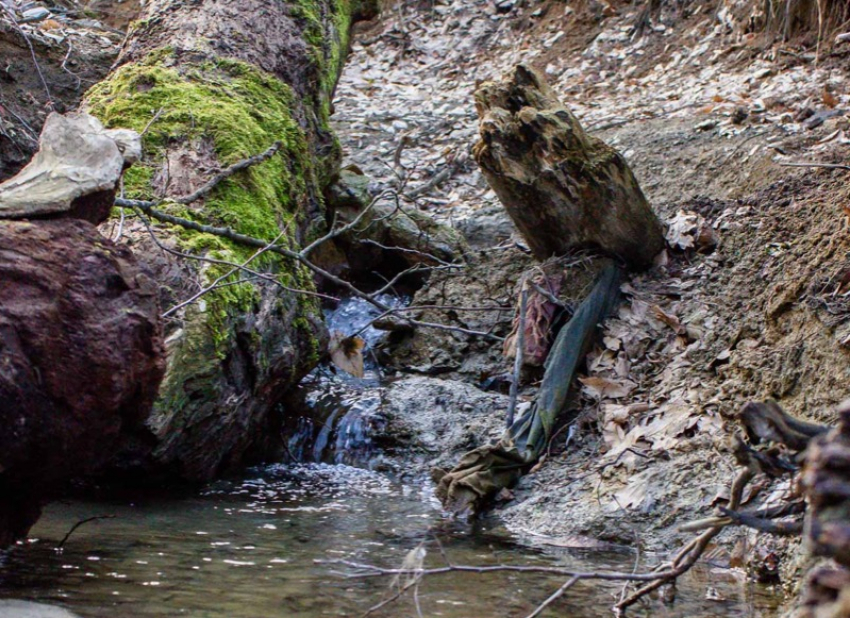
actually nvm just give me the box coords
[473,65,664,271]
[83,0,378,480]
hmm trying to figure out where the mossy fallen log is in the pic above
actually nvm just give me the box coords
[81,0,378,480]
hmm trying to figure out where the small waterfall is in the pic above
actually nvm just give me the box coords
[280,295,405,468]
[312,408,341,462]
[331,396,386,466]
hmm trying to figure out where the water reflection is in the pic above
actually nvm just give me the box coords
[0,464,782,618]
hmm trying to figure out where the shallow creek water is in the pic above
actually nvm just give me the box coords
[0,465,782,618]
[0,299,783,617]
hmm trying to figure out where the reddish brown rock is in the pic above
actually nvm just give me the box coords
[0,218,165,545]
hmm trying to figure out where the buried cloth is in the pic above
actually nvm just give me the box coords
[433,261,622,515]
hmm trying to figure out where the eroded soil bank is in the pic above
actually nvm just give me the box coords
[332,0,850,605]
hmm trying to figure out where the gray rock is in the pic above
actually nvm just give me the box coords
[0,112,140,223]
[382,376,508,470]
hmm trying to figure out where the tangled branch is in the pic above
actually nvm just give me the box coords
[115,142,502,341]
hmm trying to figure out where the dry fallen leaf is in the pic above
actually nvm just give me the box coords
[823,86,838,109]
[40,19,63,31]
[328,331,365,378]
[579,376,636,400]
[652,305,686,335]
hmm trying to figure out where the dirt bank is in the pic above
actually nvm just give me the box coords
[334,0,850,599]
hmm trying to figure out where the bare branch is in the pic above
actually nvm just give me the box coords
[778,161,850,172]
[525,576,580,618]
[162,230,286,318]
[135,212,338,306]
[117,144,503,341]
[56,515,116,551]
[300,188,396,257]
[506,286,528,427]
[175,141,283,204]
[0,5,52,105]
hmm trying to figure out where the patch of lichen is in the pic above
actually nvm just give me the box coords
[85,51,329,414]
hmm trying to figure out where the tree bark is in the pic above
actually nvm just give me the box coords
[83,0,377,480]
[473,65,664,270]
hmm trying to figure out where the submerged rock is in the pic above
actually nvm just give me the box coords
[0,601,82,618]
[0,218,165,545]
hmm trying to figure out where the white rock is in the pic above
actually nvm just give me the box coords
[0,112,141,219]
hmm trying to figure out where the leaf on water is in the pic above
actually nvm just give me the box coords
[328,331,366,378]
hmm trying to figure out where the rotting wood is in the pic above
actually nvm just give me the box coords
[472,64,665,270]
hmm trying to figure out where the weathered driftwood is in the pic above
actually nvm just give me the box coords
[0,112,140,223]
[473,65,664,270]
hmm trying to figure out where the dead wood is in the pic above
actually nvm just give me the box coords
[472,64,664,270]
[739,400,830,452]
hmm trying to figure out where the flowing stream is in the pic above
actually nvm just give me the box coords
[0,299,784,617]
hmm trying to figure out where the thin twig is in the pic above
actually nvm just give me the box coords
[300,188,395,257]
[320,559,688,583]
[525,576,580,618]
[778,161,850,171]
[136,211,337,303]
[615,467,754,612]
[56,515,116,550]
[162,230,286,318]
[174,141,283,204]
[117,143,500,340]
[506,287,528,428]
[141,108,165,136]
[0,5,52,105]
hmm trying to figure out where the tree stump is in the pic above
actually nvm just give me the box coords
[473,65,664,270]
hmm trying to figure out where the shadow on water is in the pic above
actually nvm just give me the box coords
[0,298,785,617]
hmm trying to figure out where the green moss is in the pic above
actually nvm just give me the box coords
[83,0,369,421]
[85,51,336,414]
[288,0,355,128]
[87,55,319,239]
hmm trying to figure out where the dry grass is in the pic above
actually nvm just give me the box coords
[760,0,850,42]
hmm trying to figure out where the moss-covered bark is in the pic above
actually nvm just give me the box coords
[83,0,376,480]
